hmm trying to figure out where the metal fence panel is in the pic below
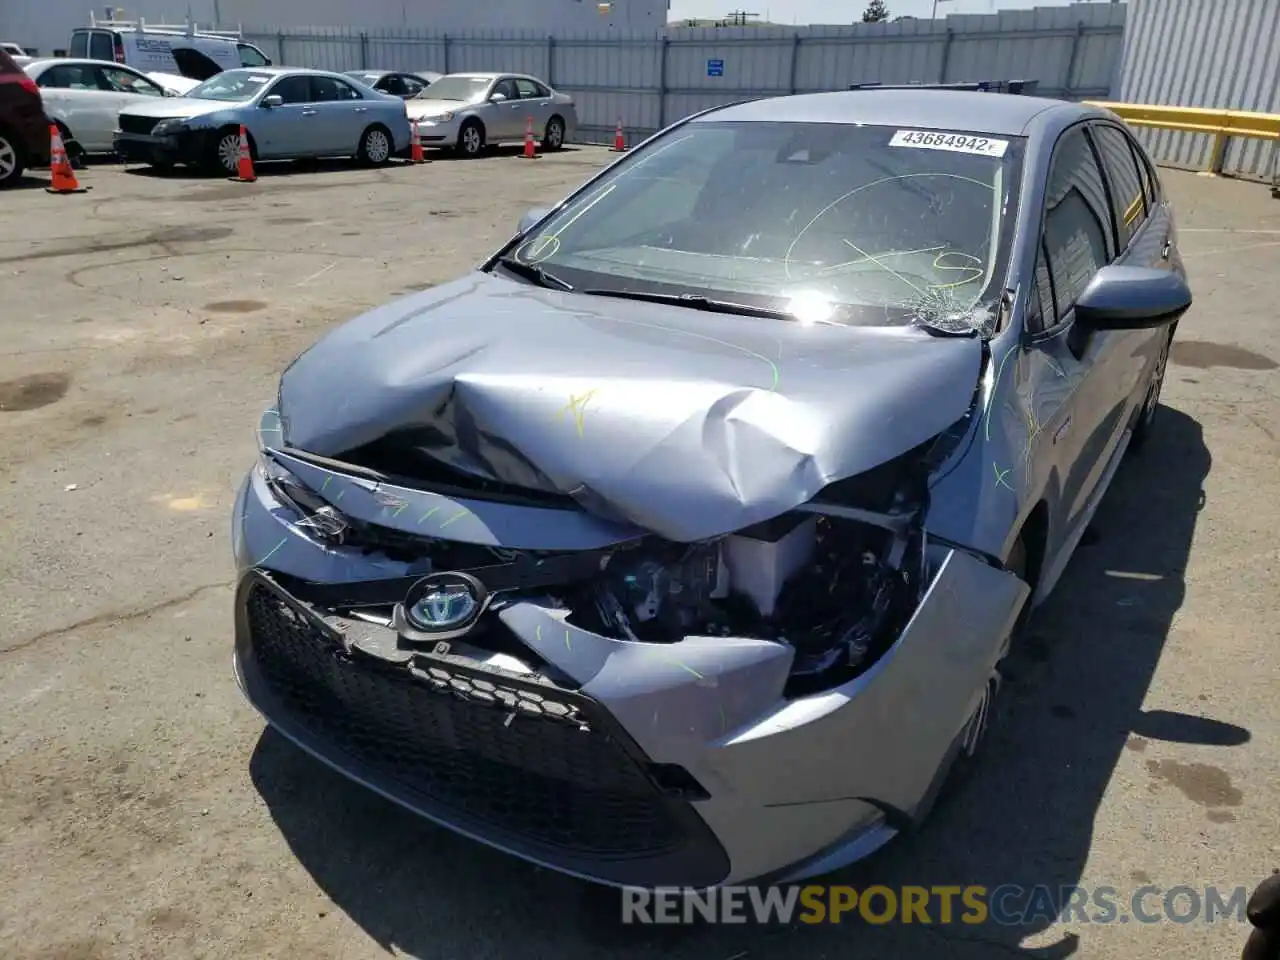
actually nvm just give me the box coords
[1118,0,1280,181]
[242,6,1128,147]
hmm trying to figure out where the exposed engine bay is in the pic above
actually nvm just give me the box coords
[266,446,927,695]
[577,515,920,690]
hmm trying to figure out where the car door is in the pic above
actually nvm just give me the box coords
[41,62,141,152]
[308,75,368,155]
[513,77,553,136]
[1023,124,1125,551]
[95,65,167,150]
[1088,121,1175,432]
[488,77,522,140]
[254,74,315,158]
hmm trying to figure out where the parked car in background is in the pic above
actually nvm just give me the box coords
[114,66,411,175]
[2,42,28,57]
[71,16,272,82]
[406,72,576,157]
[345,70,440,99]
[0,49,51,187]
[230,89,1191,890]
[25,58,173,156]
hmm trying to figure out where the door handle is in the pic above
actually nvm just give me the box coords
[354,106,368,113]
[1161,237,1172,260]
[301,109,318,116]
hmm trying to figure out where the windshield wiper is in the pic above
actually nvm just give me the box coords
[582,289,796,321]
[496,256,573,291]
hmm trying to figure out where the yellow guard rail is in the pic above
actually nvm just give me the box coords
[1084,101,1280,192]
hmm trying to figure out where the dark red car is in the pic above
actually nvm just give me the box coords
[0,49,50,187]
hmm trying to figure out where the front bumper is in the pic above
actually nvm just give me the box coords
[113,128,209,166]
[232,461,1028,887]
[409,115,460,145]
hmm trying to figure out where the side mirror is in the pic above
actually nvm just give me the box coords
[1073,265,1192,331]
[518,207,551,235]
[489,92,507,103]
[261,94,283,109]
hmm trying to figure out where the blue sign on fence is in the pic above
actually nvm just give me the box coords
[707,58,725,77]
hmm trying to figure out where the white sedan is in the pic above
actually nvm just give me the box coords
[406,72,578,157]
[24,57,174,155]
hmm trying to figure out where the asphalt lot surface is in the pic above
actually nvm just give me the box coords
[1,148,1278,960]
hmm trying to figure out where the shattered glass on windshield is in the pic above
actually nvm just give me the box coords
[505,119,1023,335]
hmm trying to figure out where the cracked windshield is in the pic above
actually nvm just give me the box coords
[513,120,1023,329]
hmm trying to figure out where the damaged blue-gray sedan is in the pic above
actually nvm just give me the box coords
[231,89,1191,889]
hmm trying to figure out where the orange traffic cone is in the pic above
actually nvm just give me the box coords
[611,119,626,153]
[232,125,255,182]
[410,120,426,164]
[520,115,539,160]
[46,125,88,194]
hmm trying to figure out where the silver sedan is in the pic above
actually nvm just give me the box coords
[114,67,413,175]
[405,72,578,157]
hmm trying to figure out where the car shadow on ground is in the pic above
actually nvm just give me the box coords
[427,143,584,161]
[119,157,430,180]
[250,405,1220,959]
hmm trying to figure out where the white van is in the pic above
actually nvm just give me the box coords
[69,16,272,81]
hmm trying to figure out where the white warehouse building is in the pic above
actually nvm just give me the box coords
[3,0,671,60]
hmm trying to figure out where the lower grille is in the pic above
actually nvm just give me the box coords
[244,581,689,860]
[119,115,168,136]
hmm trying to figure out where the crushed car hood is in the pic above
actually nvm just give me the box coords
[276,272,983,542]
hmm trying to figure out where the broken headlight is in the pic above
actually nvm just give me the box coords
[583,514,921,692]
[260,455,350,544]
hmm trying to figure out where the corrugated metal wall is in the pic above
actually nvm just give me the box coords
[1118,0,1280,180]
[242,3,1127,144]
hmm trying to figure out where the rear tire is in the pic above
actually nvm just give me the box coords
[0,128,27,187]
[457,119,484,158]
[542,115,565,151]
[357,124,393,166]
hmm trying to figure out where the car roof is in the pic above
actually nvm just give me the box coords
[698,89,1096,138]
[26,57,128,69]
[347,69,389,77]
[223,65,327,77]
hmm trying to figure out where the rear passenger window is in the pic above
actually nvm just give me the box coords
[1042,127,1112,322]
[1092,124,1148,251]
[312,77,361,101]
[38,64,97,89]
[1130,137,1159,209]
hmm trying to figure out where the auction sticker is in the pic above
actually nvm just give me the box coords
[889,129,1009,157]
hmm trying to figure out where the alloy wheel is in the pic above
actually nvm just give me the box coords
[217,133,241,173]
[364,129,390,163]
[546,119,564,149]
[960,670,1003,758]
[0,136,17,182]
[1143,335,1171,427]
[461,125,481,155]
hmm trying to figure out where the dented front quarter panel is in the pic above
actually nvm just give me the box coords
[499,548,1029,884]
[274,271,984,543]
